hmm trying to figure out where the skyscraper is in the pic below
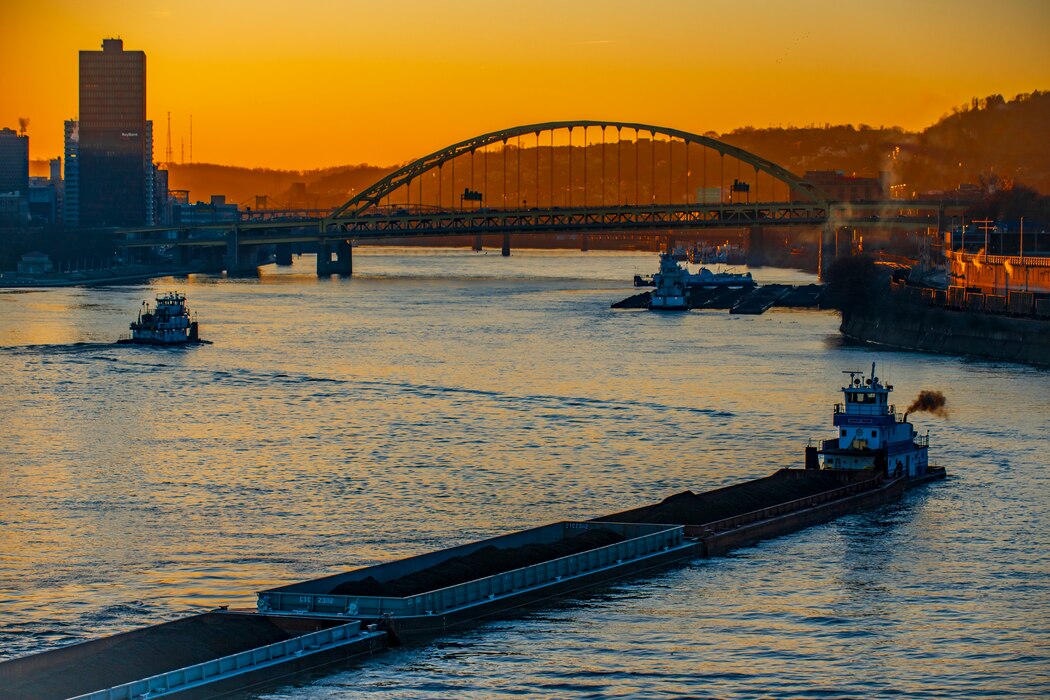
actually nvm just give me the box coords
[77,38,153,227]
[63,120,79,229]
[0,127,29,196]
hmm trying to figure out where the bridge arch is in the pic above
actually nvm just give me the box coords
[330,121,823,221]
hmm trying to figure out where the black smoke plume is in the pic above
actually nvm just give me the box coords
[906,390,948,418]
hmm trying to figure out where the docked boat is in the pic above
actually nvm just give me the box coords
[649,252,690,310]
[0,364,944,699]
[690,243,746,265]
[649,253,755,310]
[117,292,206,345]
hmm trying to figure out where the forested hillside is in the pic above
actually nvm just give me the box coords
[160,92,1049,205]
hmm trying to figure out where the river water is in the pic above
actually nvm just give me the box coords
[1,249,1047,698]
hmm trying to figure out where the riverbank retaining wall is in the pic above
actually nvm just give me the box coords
[841,300,1050,367]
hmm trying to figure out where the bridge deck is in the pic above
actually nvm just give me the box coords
[115,200,959,249]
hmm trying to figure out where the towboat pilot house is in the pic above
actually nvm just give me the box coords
[816,364,930,478]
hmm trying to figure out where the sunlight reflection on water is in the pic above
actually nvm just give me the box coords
[1,250,1047,697]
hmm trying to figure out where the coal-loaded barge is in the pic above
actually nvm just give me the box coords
[0,364,946,700]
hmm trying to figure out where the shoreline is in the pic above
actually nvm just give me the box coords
[0,267,205,289]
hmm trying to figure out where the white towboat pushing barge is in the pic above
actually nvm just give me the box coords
[0,364,945,700]
[813,364,931,478]
[117,292,205,345]
[649,252,755,310]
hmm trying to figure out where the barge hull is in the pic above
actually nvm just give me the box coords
[377,540,701,643]
[0,613,385,700]
[258,522,684,618]
[701,475,906,556]
[120,624,386,700]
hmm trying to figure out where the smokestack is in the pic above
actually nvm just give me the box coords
[905,390,948,420]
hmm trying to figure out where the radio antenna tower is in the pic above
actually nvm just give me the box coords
[190,115,193,163]
[165,112,173,166]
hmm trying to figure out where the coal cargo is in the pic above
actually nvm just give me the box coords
[330,529,625,597]
[596,469,862,526]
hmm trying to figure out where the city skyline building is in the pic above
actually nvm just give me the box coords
[77,38,153,227]
[63,119,79,229]
[0,127,30,196]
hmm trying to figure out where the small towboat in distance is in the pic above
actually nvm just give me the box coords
[117,291,208,345]
[649,252,755,310]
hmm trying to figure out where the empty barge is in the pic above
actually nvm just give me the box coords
[0,363,946,699]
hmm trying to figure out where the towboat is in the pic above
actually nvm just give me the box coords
[648,253,755,310]
[117,292,207,345]
[650,253,690,310]
[807,363,942,483]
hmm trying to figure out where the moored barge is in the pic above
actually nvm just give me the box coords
[0,363,945,699]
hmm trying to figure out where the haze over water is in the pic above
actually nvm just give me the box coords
[1,249,1048,698]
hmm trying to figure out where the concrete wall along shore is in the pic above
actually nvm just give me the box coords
[843,289,1050,367]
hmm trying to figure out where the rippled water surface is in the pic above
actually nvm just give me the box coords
[1,249,1047,698]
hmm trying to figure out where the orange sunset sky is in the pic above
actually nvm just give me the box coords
[2,0,1048,171]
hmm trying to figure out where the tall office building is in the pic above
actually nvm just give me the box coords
[0,127,29,196]
[77,38,153,227]
[63,120,80,229]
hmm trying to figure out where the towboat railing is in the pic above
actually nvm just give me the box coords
[688,474,888,536]
[834,404,895,416]
[70,620,370,700]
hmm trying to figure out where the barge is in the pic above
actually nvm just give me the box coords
[258,521,697,643]
[0,363,945,699]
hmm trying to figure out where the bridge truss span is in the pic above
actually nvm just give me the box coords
[326,121,829,230]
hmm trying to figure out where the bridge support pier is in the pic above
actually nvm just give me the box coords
[336,240,353,275]
[665,236,676,254]
[817,226,833,281]
[317,242,333,275]
[502,232,511,257]
[201,247,225,273]
[747,226,766,267]
[275,242,294,266]
[172,243,187,267]
[225,227,260,276]
[317,241,353,276]
[581,233,589,252]
[473,234,483,252]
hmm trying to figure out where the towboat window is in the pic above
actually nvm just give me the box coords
[848,392,877,404]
